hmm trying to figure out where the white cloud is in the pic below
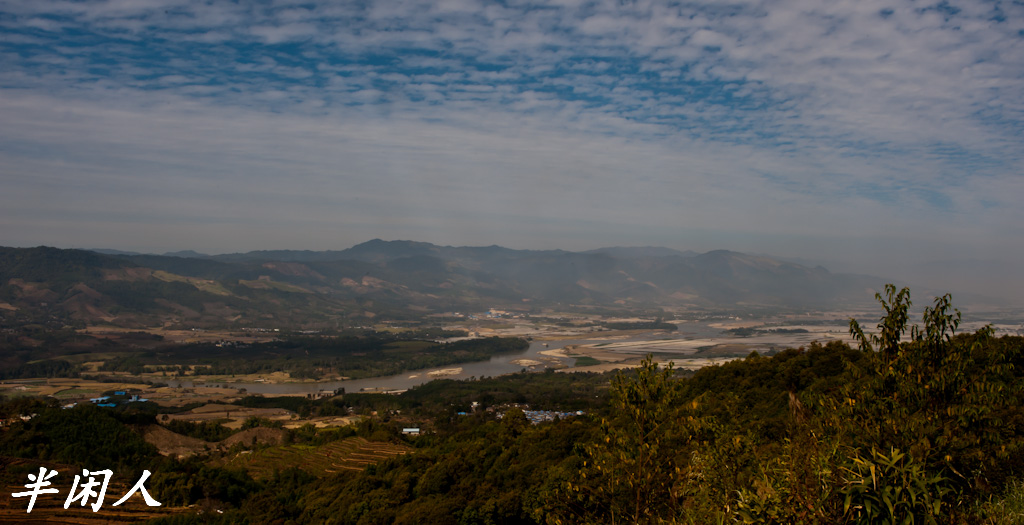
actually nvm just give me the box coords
[0,0,1022,296]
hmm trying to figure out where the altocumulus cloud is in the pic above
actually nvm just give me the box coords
[0,0,1022,294]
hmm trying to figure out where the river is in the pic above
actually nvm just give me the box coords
[166,321,734,395]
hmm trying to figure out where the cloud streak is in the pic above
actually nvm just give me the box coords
[1,0,1022,297]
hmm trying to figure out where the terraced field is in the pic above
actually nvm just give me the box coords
[220,437,411,479]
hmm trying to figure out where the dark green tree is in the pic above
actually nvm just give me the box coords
[557,356,688,524]
[832,286,1022,522]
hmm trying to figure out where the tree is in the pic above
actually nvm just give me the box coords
[556,355,686,524]
[835,286,1021,520]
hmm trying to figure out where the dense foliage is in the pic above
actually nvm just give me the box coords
[293,287,1022,525]
[97,335,528,380]
[0,287,1021,524]
[545,286,1024,524]
[601,320,679,331]
[0,403,160,476]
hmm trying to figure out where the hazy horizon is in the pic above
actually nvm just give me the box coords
[0,238,1017,307]
[2,1,1022,302]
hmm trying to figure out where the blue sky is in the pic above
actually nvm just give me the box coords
[1,0,1022,298]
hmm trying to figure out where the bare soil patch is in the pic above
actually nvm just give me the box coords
[141,425,288,459]
[142,425,214,459]
[220,427,288,448]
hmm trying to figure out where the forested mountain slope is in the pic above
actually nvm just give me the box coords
[1,241,882,328]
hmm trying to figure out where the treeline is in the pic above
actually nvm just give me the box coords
[0,325,93,379]
[725,326,809,337]
[0,359,78,380]
[228,370,612,420]
[98,335,527,380]
[400,369,609,413]
[0,246,111,288]
[600,319,678,331]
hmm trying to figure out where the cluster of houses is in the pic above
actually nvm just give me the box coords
[400,402,586,437]
[89,390,148,408]
[0,387,163,427]
[491,403,586,424]
[520,409,585,424]
[438,308,531,320]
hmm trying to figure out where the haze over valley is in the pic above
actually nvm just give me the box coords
[2,0,1023,522]
[5,239,1018,333]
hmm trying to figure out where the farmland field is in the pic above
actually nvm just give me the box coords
[217,437,411,479]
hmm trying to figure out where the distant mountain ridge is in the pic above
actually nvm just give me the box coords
[0,241,885,329]
[581,246,698,258]
[91,241,696,264]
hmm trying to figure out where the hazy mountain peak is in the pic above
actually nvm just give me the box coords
[90,248,143,256]
[162,250,210,258]
[582,246,694,258]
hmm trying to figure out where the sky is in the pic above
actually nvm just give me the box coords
[1,0,1022,300]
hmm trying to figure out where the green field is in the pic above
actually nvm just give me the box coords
[52,388,100,399]
[573,356,602,367]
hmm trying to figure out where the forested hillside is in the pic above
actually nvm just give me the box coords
[1,287,1021,523]
[280,290,1024,524]
[0,242,886,330]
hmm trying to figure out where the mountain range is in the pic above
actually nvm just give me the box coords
[1,240,885,329]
